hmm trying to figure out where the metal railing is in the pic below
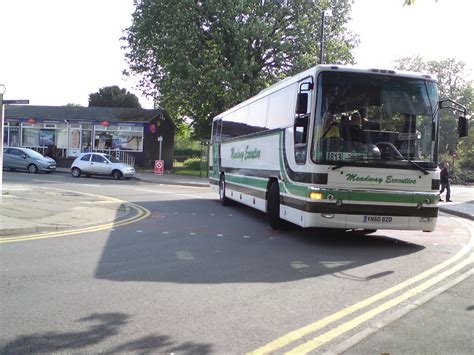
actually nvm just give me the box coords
[21,146,135,167]
[23,146,67,158]
[92,148,136,167]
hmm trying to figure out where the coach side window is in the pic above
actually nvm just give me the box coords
[211,119,222,143]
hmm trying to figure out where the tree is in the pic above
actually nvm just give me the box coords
[395,56,473,179]
[122,0,358,138]
[88,86,141,108]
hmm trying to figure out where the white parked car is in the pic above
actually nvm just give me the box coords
[71,153,135,180]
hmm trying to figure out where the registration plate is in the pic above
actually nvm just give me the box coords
[363,216,393,223]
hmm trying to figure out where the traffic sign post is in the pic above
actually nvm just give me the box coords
[2,99,29,105]
[157,136,163,161]
[154,160,164,175]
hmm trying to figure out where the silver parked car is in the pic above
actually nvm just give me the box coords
[3,147,57,173]
[71,152,135,180]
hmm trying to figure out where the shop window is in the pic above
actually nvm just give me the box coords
[9,124,20,147]
[22,127,41,146]
[82,130,92,152]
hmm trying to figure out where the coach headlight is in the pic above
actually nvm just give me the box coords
[310,192,323,200]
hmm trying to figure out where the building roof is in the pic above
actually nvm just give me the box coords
[5,105,176,128]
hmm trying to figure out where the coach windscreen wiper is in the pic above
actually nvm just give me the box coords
[404,159,429,175]
[330,158,381,171]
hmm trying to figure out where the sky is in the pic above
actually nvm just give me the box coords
[0,0,473,110]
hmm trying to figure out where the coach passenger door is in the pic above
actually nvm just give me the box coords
[293,78,313,164]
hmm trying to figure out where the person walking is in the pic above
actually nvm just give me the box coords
[439,162,452,202]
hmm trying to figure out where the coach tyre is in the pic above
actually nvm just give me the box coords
[219,175,230,206]
[267,181,284,229]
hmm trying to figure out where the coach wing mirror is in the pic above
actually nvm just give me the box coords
[437,99,468,137]
[458,116,469,137]
[296,93,308,115]
[294,114,308,127]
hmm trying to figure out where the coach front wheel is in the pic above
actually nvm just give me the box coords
[219,175,230,206]
[267,181,284,229]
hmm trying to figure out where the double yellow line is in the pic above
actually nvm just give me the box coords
[250,219,473,354]
[1,188,151,243]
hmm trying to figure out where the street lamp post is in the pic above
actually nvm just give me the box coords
[310,1,330,64]
[319,8,325,64]
[0,84,6,203]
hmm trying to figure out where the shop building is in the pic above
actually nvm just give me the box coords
[3,105,175,169]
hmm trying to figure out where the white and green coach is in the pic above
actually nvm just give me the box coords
[209,65,469,232]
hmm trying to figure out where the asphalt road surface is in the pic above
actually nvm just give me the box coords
[1,171,472,354]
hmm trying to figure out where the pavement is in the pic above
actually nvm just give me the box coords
[0,170,473,353]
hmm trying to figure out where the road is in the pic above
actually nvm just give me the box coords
[1,171,472,354]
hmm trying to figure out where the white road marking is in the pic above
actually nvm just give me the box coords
[135,188,204,200]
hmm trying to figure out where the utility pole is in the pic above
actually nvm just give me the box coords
[0,84,29,203]
[319,8,326,64]
[0,85,5,203]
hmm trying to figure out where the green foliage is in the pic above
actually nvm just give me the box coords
[457,125,474,170]
[174,148,201,157]
[173,123,202,158]
[174,123,200,150]
[88,85,141,108]
[394,57,473,176]
[122,0,358,139]
[183,157,204,170]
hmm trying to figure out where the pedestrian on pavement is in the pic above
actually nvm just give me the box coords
[439,162,452,202]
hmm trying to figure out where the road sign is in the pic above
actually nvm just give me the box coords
[2,99,30,104]
[154,160,164,175]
